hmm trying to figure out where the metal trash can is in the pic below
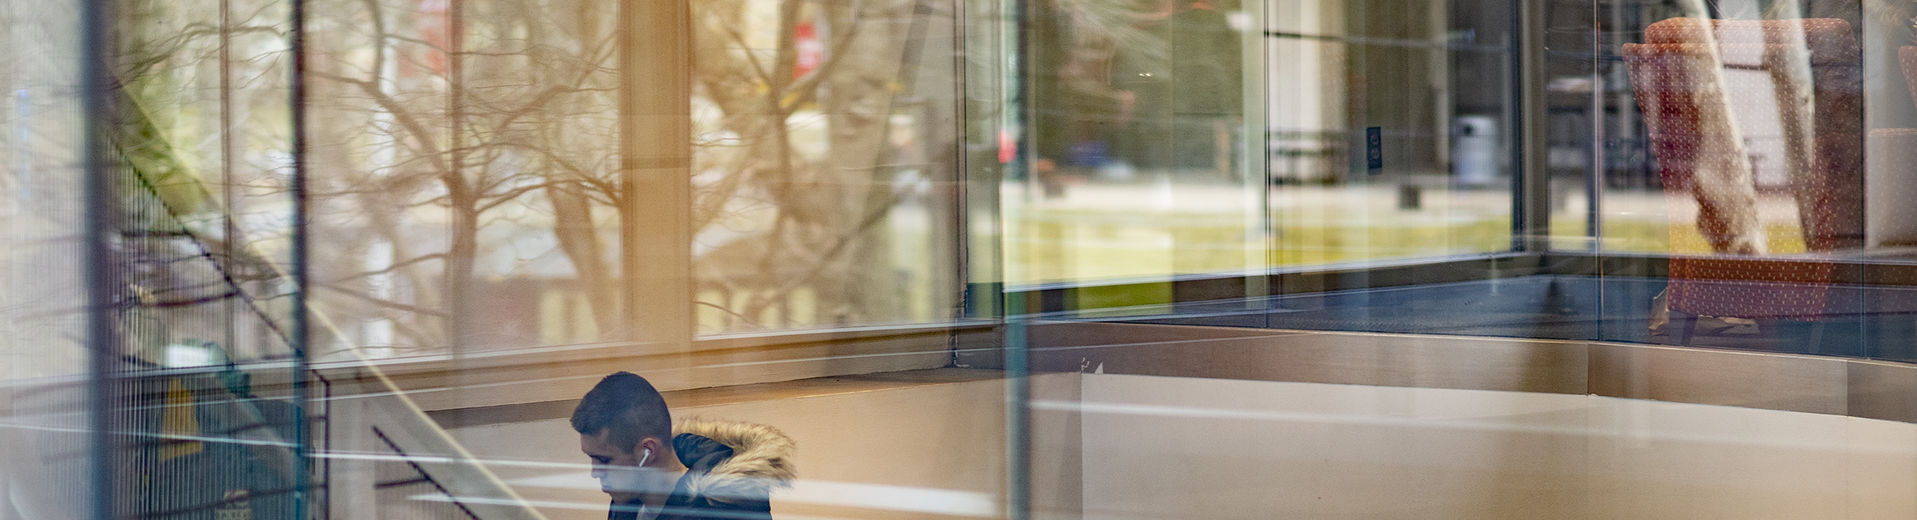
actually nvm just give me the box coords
[1453,115,1499,187]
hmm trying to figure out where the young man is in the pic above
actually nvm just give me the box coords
[572,372,796,520]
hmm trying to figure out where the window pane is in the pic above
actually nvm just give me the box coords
[1013,0,1266,293]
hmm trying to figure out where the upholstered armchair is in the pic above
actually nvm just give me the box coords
[1622,18,1863,350]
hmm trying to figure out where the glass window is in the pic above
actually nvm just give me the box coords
[24,1,1917,519]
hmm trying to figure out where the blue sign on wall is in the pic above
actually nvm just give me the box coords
[1366,126,1383,173]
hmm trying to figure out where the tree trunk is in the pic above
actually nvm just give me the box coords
[819,0,914,324]
[550,183,618,336]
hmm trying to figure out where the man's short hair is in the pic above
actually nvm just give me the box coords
[571,372,673,452]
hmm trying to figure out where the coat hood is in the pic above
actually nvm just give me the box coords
[672,418,797,504]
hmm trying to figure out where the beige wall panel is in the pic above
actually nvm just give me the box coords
[450,373,1083,520]
[1588,343,1848,416]
[1846,360,1917,423]
[1028,322,1587,394]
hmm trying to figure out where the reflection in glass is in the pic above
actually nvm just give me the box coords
[20,1,1917,519]
[1015,0,1264,289]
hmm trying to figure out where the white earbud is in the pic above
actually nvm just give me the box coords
[639,448,653,467]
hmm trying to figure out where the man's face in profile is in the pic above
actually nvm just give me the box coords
[580,431,646,502]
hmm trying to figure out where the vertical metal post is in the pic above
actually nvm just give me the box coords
[959,0,1006,323]
[1242,0,1270,316]
[220,0,237,360]
[82,0,121,517]
[1003,0,1032,518]
[1511,0,1550,252]
[1004,299,1031,520]
[949,0,974,334]
[1588,3,1604,242]
[290,0,314,513]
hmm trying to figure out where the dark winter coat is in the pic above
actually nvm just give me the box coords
[609,419,797,520]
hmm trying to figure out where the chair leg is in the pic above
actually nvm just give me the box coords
[1668,311,1697,346]
[1757,319,1779,351]
[1806,321,1827,355]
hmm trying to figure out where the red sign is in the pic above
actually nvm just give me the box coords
[794,22,823,79]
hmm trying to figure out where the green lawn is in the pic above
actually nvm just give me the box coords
[1004,208,1806,286]
[696,206,1809,332]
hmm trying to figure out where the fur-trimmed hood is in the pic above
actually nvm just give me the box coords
[672,418,797,505]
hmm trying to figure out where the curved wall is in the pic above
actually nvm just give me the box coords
[984,321,1917,424]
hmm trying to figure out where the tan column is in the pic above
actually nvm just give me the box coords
[621,0,695,351]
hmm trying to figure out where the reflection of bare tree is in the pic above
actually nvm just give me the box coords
[301,0,636,348]
[691,0,925,329]
[106,0,298,362]
[116,0,944,354]
[311,0,945,347]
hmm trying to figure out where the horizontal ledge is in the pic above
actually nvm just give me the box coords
[1019,320,1917,424]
